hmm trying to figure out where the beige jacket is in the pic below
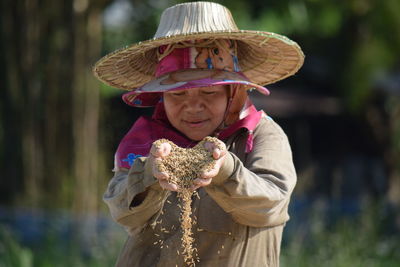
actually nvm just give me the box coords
[103,115,297,267]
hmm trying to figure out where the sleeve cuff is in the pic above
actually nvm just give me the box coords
[127,157,162,200]
[211,152,235,185]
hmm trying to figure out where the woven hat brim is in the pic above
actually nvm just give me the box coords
[93,30,304,91]
[122,69,269,107]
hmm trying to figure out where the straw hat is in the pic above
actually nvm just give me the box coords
[93,1,304,103]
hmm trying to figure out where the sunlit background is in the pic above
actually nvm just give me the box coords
[1,0,399,266]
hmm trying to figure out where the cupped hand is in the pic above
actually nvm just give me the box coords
[149,141,179,191]
[191,139,227,190]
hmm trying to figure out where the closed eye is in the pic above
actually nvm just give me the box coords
[169,91,186,96]
[201,90,217,95]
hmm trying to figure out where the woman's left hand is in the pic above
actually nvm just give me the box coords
[191,139,226,190]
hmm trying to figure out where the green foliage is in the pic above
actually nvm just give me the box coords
[0,223,126,267]
[98,80,121,98]
[99,0,400,115]
[1,203,399,267]
[0,226,33,267]
[281,202,400,267]
[343,38,394,112]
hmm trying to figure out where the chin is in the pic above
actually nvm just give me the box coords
[185,132,209,141]
[187,135,205,141]
[179,126,215,141]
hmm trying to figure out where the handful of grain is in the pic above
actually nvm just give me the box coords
[153,136,223,266]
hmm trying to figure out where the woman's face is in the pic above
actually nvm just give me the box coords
[163,85,228,141]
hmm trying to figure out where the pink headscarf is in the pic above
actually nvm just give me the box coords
[122,42,269,108]
[114,100,263,170]
[114,41,267,170]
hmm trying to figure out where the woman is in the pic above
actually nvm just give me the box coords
[93,2,304,266]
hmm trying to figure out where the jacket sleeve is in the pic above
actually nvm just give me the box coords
[103,157,169,233]
[205,117,297,227]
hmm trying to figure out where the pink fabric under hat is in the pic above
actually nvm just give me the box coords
[115,100,265,170]
[123,40,270,107]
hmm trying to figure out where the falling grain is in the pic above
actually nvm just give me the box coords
[153,136,222,266]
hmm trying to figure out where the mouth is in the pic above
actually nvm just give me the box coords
[183,119,209,128]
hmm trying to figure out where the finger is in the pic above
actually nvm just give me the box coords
[159,180,179,191]
[193,177,212,187]
[154,170,169,180]
[151,142,172,158]
[212,148,221,159]
[214,147,227,160]
[204,141,226,160]
[203,142,220,159]
[203,141,214,152]
[152,158,169,180]
[201,167,219,179]
[159,142,172,157]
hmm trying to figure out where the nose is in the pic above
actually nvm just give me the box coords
[184,95,205,113]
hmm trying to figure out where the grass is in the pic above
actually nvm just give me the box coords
[0,221,126,267]
[281,200,400,267]
[0,201,399,267]
[0,226,33,267]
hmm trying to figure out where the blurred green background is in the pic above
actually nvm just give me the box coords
[1,0,399,266]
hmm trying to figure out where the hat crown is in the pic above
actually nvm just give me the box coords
[154,2,239,38]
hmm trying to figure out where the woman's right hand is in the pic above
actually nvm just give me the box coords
[149,142,179,191]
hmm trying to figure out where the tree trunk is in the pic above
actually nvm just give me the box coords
[0,0,110,211]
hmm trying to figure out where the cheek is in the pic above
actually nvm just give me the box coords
[164,101,174,114]
[209,97,228,120]
[163,99,180,122]
[213,107,227,121]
